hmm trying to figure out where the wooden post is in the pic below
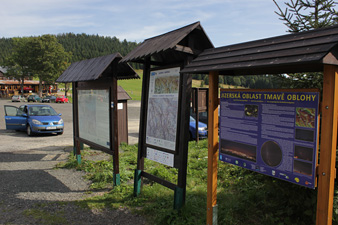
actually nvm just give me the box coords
[134,57,150,196]
[112,74,120,186]
[175,72,192,209]
[207,71,219,225]
[195,88,199,143]
[316,65,338,225]
[72,82,77,156]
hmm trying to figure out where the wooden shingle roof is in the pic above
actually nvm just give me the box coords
[57,53,139,83]
[181,25,338,75]
[121,21,214,65]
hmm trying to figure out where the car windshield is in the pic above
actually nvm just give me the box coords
[28,106,57,116]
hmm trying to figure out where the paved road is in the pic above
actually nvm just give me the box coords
[0,99,140,152]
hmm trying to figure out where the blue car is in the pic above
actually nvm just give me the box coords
[189,116,207,140]
[4,104,64,136]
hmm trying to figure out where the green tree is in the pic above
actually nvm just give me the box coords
[219,76,224,87]
[273,0,338,89]
[204,75,209,85]
[233,77,241,87]
[273,0,338,32]
[3,37,33,95]
[28,35,71,96]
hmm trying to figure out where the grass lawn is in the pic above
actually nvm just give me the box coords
[58,70,244,102]
[118,69,143,101]
[57,140,332,225]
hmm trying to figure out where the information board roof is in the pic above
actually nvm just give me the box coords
[121,21,214,65]
[182,25,338,75]
[57,53,139,83]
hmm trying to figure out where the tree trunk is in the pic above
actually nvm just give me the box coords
[20,77,24,96]
[65,83,69,98]
[39,79,43,97]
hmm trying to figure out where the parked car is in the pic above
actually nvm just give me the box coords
[11,95,25,102]
[42,95,57,103]
[56,95,69,103]
[189,116,207,140]
[27,95,41,102]
[4,104,64,136]
[190,108,208,124]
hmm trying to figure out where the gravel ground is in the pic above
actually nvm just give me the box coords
[0,99,146,224]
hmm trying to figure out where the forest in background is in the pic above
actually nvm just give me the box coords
[0,33,140,67]
[0,33,284,89]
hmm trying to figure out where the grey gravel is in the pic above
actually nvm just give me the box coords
[0,99,147,225]
[0,142,148,225]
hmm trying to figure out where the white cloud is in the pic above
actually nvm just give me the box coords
[0,0,291,47]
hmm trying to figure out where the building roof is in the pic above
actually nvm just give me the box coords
[56,53,139,83]
[0,67,7,74]
[0,80,40,85]
[121,21,214,65]
[181,25,338,75]
[117,85,131,101]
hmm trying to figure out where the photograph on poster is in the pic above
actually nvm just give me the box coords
[294,160,313,176]
[220,139,257,162]
[295,129,314,142]
[219,89,319,189]
[295,107,315,128]
[294,145,314,162]
[244,105,259,117]
[260,140,282,167]
[154,76,179,94]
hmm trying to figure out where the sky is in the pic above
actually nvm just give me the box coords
[0,0,316,48]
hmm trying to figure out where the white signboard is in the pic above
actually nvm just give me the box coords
[146,67,180,151]
[78,89,110,148]
[146,147,174,167]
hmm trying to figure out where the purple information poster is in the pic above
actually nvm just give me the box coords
[219,89,320,189]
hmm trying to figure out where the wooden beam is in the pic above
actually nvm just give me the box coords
[207,71,219,225]
[316,65,338,225]
[174,45,202,55]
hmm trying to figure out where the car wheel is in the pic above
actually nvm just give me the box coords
[189,132,193,141]
[57,131,64,135]
[27,125,33,136]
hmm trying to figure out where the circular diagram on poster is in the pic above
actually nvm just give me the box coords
[261,141,282,167]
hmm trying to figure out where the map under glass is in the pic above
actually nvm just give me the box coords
[146,67,180,151]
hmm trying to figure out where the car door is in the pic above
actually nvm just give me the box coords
[4,105,27,130]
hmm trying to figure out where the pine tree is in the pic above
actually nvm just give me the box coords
[273,0,338,32]
[273,0,338,90]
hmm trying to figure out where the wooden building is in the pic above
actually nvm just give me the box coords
[117,85,132,145]
[0,80,58,97]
